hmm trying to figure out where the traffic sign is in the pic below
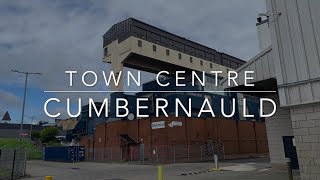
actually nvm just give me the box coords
[2,111,11,121]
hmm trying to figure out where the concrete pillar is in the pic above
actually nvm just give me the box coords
[107,40,124,91]
[110,60,124,91]
[263,95,293,169]
[290,103,320,180]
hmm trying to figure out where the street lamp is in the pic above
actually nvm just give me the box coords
[11,70,42,146]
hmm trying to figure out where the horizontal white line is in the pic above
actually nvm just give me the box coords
[44,90,277,93]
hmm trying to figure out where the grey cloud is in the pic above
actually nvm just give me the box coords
[0,90,21,109]
[0,0,266,101]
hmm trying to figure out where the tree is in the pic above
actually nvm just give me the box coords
[40,127,59,143]
[38,120,49,126]
[31,131,40,139]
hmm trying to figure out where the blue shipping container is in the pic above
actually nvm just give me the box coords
[44,146,85,162]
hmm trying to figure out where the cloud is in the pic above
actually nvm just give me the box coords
[0,0,266,104]
[0,89,21,109]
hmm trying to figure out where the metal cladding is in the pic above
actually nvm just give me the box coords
[103,18,246,70]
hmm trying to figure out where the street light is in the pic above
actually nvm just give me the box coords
[11,70,42,146]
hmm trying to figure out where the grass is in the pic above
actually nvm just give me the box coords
[0,168,11,179]
[0,138,43,160]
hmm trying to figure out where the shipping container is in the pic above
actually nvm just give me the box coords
[44,146,85,162]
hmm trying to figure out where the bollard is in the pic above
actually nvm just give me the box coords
[45,176,52,180]
[286,158,293,180]
[158,166,163,180]
[212,154,220,171]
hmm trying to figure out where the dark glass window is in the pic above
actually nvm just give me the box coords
[166,49,170,56]
[190,57,193,63]
[138,40,142,47]
[153,45,156,52]
[210,63,213,69]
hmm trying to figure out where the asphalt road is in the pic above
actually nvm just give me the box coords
[22,158,300,180]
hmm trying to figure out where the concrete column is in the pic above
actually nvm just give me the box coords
[290,103,320,180]
[107,40,124,91]
[110,60,124,91]
[263,95,293,169]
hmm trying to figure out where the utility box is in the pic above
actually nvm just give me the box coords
[44,146,85,162]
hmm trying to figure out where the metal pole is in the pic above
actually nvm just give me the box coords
[19,73,28,146]
[45,176,53,180]
[158,166,163,180]
[30,116,34,140]
[187,145,190,161]
[173,146,176,164]
[110,148,113,161]
[286,158,293,180]
[156,146,159,164]
[11,150,16,180]
[11,70,42,147]
[130,146,133,162]
[214,154,219,170]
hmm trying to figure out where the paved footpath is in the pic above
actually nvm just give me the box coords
[23,158,300,180]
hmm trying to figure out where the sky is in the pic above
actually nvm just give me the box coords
[0,0,266,124]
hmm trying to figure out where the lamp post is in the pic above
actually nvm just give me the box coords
[11,70,42,146]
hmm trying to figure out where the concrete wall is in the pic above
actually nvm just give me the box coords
[264,95,293,169]
[103,36,233,91]
[257,21,272,51]
[290,103,320,180]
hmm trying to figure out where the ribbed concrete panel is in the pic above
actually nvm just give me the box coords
[267,0,320,106]
[221,47,274,89]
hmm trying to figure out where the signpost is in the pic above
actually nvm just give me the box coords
[151,121,165,129]
[168,121,182,128]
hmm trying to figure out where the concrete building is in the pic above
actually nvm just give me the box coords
[102,18,245,91]
[223,0,320,179]
[69,18,272,162]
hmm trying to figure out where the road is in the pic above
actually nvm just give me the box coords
[23,158,300,180]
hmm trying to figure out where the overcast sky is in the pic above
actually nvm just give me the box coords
[0,0,266,123]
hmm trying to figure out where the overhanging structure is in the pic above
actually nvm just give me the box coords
[102,18,246,91]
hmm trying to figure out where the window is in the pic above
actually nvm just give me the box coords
[166,49,170,56]
[190,57,193,63]
[210,63,213,69]
[200,60,203,66]
[153,45,157,52]
[138,40,142,47]
[178,53,182,59]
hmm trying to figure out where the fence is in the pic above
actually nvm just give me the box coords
[85,143,224,164]
[0,149,27,180]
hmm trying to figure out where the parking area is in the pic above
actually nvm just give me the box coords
[22,158,300,180]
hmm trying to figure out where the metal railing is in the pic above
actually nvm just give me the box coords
[85,144,224,164]
[0,149,27,180]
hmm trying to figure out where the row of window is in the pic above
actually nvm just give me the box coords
[139,40,215,69]
[103,19,244,70]
[132,26,243,69]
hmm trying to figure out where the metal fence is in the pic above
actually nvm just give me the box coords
[85,144,224,164]
[0,149,27,180]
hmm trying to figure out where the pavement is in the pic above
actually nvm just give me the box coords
[22,158,300,180]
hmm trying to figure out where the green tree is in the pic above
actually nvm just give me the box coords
[40,127,59,143]
[31,131,40,139]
